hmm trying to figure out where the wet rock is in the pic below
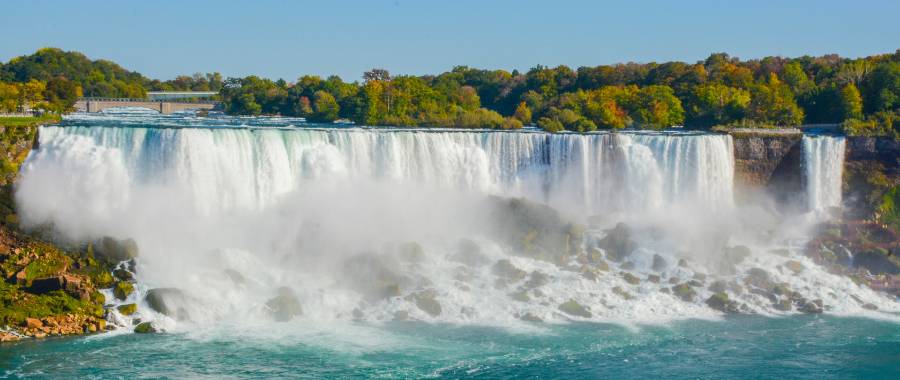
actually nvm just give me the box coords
[672,283,696,302]
[558,299,592,318]
[524,271,549,289]
[519,312,543,322]
[265,287,303,322]
[708,280,728,293]
[352,308,364,319]
[224,269,246,285]
[145,288,191,320]
[27,277,65,294]
[692,272,707,282]
[133,322,156,333]
[343,254,408,301]
[449,239,490,267]
[769,248,791,257]
[598,223,637,262]
[397,242,426,263]
[612,286,633,300]
[647,274,661,283]
[678,258,689,268]
[772,283,791,296]
[113,268,133,282]
[719,245,752,273]
[117,303,137,316]
[580,266,600,281]
[621,272,640,285]
[652,254,667,271]
[706,293,741,313]
[113,281,134,301]
[798,299,824,314]
[407,289,442,317]
[393,310,409,321]
[620,261,636,270]
[773,298,793,311]
[862,303,879,311]
[853,248,900,275]
[93,237,139,265]
[492,259,526,282]
[744,268,773,290]
[509,290,530,302]
[784,260,804,274]
[687,280,703,288]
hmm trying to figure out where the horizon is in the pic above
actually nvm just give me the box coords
[2,0,899,82]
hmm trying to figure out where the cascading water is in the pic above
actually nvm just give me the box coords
[802,135,846,214]
[13,112,897,333]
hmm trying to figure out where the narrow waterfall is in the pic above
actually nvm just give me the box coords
[802,135,846,214]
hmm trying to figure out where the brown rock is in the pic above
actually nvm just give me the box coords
[24,317,43,329]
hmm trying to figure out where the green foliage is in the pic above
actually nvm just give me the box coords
[633,85,685,129]
[1,48,145,98]
[841,110,899,138]
[747,74,804,126]
[879,186,900,231]
[839,83,864,120]
[685,83,750,127]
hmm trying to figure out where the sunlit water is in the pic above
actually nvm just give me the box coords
[4,109,898,378]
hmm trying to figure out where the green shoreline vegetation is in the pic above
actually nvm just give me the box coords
[0,48,896,136]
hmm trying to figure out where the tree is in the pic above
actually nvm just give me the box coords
[839,83,863,120]
[685,83,750,127]
[537,116,564,133]
[0,82,20,112]
[748,73,804,126]
[44,77,82,113]
[513,101,532,124]
[633,85,684,129]
[861,61,899,114]
[311,90,340,122]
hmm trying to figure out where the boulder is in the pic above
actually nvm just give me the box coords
[509,290,530,303]
[524,271,549,289]
[133,322,156,333]
[93,237,139,264]
[558,299,592,318]
[744,268,773,290]
[27,277,65,294]
[672,283,696,302]
[651,254,667,271]
[621,272,640,285]
[798,299,824,314]
[113,268,134,282]
[784,260,804,274]
[449,239,490,267]
[265,287,303,322]
[397,242,426,263]
[705,293,740,313]
[598,223,637,262]
[492,259,526,281]
[24,317,42,329]
[145,288,191,320]
[407,289,442,317]
[647,274,661,283]
[113,281,134,301]
[224,269,246,285]
[612,286,633,300]
[117,303,137,316]
[342,254,408,301]
[518,312,543,322]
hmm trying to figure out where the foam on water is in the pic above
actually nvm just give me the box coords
[13,112,899,333]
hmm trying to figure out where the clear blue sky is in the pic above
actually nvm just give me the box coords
[2,0,898,82]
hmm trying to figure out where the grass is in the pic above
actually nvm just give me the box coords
[0,114,61,128]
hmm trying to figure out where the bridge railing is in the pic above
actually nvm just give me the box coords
[79,97,220,104]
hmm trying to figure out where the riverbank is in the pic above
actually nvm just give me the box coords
[0,114,119,343]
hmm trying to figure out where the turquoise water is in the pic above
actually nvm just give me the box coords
[3,316,899,379]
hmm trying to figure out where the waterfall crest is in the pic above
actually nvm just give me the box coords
[802,135,846,214]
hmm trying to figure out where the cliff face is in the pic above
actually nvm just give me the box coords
[843,137,900,220]
[730,132,804,207]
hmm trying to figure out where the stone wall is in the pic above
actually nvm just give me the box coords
[730,131,804,207]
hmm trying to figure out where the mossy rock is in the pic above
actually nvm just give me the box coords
[265,287,303,322]
[672,283,696,302]
[621,272,640,285]
[113,281,134,301]
[117,303,137,316]
[705,292,740,313]
[524,271,549,289]
[408,289,442,317]
[113,268,133,282]
[558,299,591,318]
[612,286,633,300]
[784,260,804,274]
[492,259,526,281]
[509,290,530,303]
[397,241,426,263]
[145,288,191,320]
[134,321,156,333]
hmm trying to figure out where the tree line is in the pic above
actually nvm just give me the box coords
[217,51,899,135]
[1,48,897,136]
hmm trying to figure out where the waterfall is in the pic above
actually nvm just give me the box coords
[802,135,846,213]
[22,127,735,221]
